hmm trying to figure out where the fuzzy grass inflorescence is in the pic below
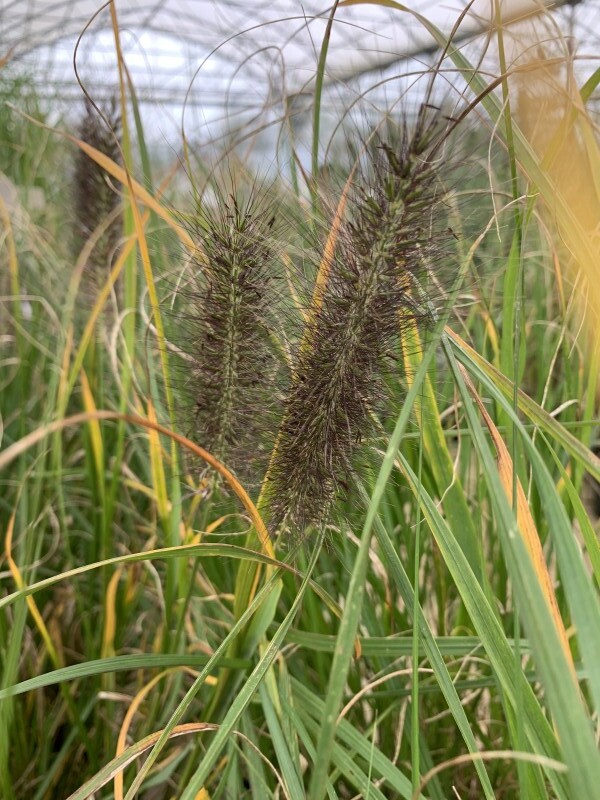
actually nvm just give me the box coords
[183,186,282,485]
[269,108,454,534]
[72,96,122,273]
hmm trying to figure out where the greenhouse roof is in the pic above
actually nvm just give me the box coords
[2,1,579,101]
[2,1,597,154]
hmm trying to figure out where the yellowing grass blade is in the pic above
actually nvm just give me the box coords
[0,411,273,560]
[66,723,218,800]
[7,104,195,251]
[0,46,16,68]
[307,177,350,323]
[511,46,600,354]
[74,135,195,245]
[4,512,61,669]
[458,364,575,676]
[0,192,19,293]
[101,567,122,660]
[114,668,194,800]
[445,326,600,483]
[80,369,104,498]
[67,222,140,397]
[147,400,170,524]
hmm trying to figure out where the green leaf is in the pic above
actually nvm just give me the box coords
[446,328,600,483]
[448,335,600,716]
[0,654,251,700]
[259,682,305,800]
[441,340,600,798]
[176,533,325,800]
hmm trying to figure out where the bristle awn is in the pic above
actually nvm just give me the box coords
[268,106,455,537]
[181,182,282,489]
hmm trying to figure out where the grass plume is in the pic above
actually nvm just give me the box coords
[72,96,122,273]
[269,108,454,534]
[183,185,281,484]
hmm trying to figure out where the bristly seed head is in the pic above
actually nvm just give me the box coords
[72,96,122,274]
[184,187,282,485]
[269,107,454,535]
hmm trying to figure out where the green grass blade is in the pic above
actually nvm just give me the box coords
[311,1,340,213]
[301,707,392,800]
[446,329,600,482]
[284,629,530,658]
[0,542,338,614]
[0,654,251,700]
[548,448,600,587]
[294,679,425,799]
[447,336,600,715]
[284,701,339,800]
[259,682,305,800]
[396,449,572,795]
[118,558,292,799]
[442,342,600,798]
[177,533,325,800]
[361,487,496,799]
[307,518,375,800]
[402,326,482,581]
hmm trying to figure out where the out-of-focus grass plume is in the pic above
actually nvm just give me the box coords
[72,96,123,275]
[512,26,600,351]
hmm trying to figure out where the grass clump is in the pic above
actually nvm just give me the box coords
[1,4,600,800]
